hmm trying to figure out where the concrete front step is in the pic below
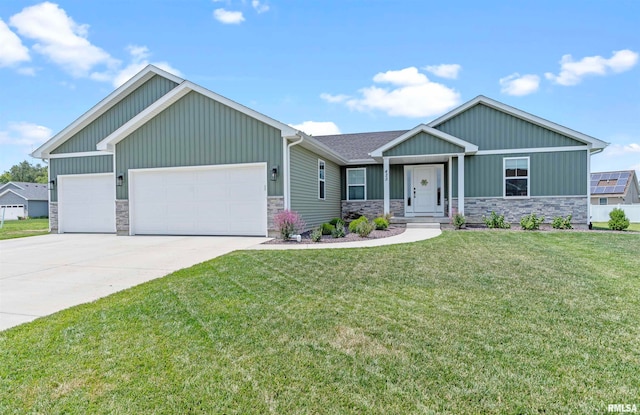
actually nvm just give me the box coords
[405,222,441,229]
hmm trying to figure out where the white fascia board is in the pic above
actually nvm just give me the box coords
[0,189,28,201]
[428,95,609,150]
[296,133,348,165]
[31,65,184,159]
[369,124,478,158]
[49,151,112,158]
[97,83,192,151]
[186,82,298,137]
[97,81,300,151]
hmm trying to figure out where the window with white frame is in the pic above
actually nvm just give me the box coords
[318,159,325,200]
[347,168,366,200]
[599,197,608,205]
[504,157,529,197]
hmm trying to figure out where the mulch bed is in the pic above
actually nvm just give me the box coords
[264,225,406,245]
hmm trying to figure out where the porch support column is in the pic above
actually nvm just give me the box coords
[448,156,453,218]
[383,157,390,216]
[457,154,465,216]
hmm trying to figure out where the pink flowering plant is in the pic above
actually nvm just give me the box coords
[273,210,306,240]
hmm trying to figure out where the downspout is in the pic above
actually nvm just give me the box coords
[284,134,304,210]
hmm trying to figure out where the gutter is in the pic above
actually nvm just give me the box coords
[284,134,304,210]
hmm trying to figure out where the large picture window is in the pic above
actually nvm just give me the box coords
[347,168,366,200]
[318,159,325,200]
[504,157,529,197]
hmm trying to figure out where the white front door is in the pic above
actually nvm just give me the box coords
[405,165,444,216]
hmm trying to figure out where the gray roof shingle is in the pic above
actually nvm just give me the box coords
[313,130,407,161]
[0,182,48,200]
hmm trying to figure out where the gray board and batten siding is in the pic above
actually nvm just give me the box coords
[289,145,341,229]
[434,103,586,150]
[51,76,178,154]
[115,90,284,200]
[49,155,114,202]
[383,131,465,157]
[449,151,587,198]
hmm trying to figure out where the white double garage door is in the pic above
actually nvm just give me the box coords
[58,164,268,236]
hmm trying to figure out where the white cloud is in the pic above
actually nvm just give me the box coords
[320,93,350,103]
[90,45,183,88]
[17,67,36,76]
[289,121,341,136]
[0,122,52,147]
[0,18,30,67]
[545,49,639,86]
[9,2,118,77]
[252,0,270,13]
[213,8,245,24]
[325,67,460,118]
[499,73,540,96]
[424,64,461,79]
[601,142,640,157]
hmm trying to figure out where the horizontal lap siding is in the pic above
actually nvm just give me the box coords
[116,91,283,199]
[435,103,584,150]
[0,193,26,204]
[290,146,340,229]
[340,165,404,200]
[52,76,178,154]
[49,155,113,202]
[383,132,463,156]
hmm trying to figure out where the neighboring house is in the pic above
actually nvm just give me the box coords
[590,170,640,205]
[0,182,49,220]
[31,65,608,236]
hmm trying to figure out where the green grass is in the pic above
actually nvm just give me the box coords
[0,218,49,240]
[592,222,640,232]
[1,231,639,414]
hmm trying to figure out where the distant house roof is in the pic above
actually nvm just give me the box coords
[590,170,638,196]
[313,130,408,161]
[0,182,48,201]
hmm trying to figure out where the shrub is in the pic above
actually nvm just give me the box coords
[608,208,630,231]
[348,216,368,233]
[310,227,323,242]
[355,218,375,237]
[483,211,511,229]
[332,222,346,238]
[552,215,573,230]
[373,217,389,230]
[320,223,335,235]
[452,213,466,230]
[520,213,544,230]
[273,210,306,240]
[329,217,345,227]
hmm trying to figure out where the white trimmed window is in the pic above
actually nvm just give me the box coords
[504,157,529,197]
[318,159,325,200]
[347,168,366,201]
[599,197,608,205]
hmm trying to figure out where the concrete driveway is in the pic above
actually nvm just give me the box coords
[0,233,267,331]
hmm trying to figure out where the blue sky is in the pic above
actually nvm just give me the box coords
[1,0,639,178]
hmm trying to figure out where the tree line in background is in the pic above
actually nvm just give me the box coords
[0,161,48,184]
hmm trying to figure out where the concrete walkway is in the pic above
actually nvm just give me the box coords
[247,227,441,250]
[0,234,268,331]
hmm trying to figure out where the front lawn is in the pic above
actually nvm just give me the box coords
[0,218,49,240]
[592,222,640,232]
[1,231,639,414]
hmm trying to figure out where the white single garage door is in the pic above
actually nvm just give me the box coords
[0,205,25,220]
[129,163,267,236]
[58,173,116,233]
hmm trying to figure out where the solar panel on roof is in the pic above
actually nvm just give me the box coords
[593,187,604,194]
[605,186,616,193]
[614,185,626,193]
[592,173,601,180]
[619,178,628,186]
[619,172,630,180]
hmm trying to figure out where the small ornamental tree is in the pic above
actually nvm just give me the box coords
[608,208,630,231]
[274,210,306,240]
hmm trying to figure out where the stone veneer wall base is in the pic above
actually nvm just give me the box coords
[267,196,284,237]
[341,199,404,219]
[452,197,588,225]
[116,200,129,235]
[49,202,58,233]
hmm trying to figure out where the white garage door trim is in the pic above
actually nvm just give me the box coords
[129,162,268,236]
[0,205,25,221]
[58,173,116,233]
